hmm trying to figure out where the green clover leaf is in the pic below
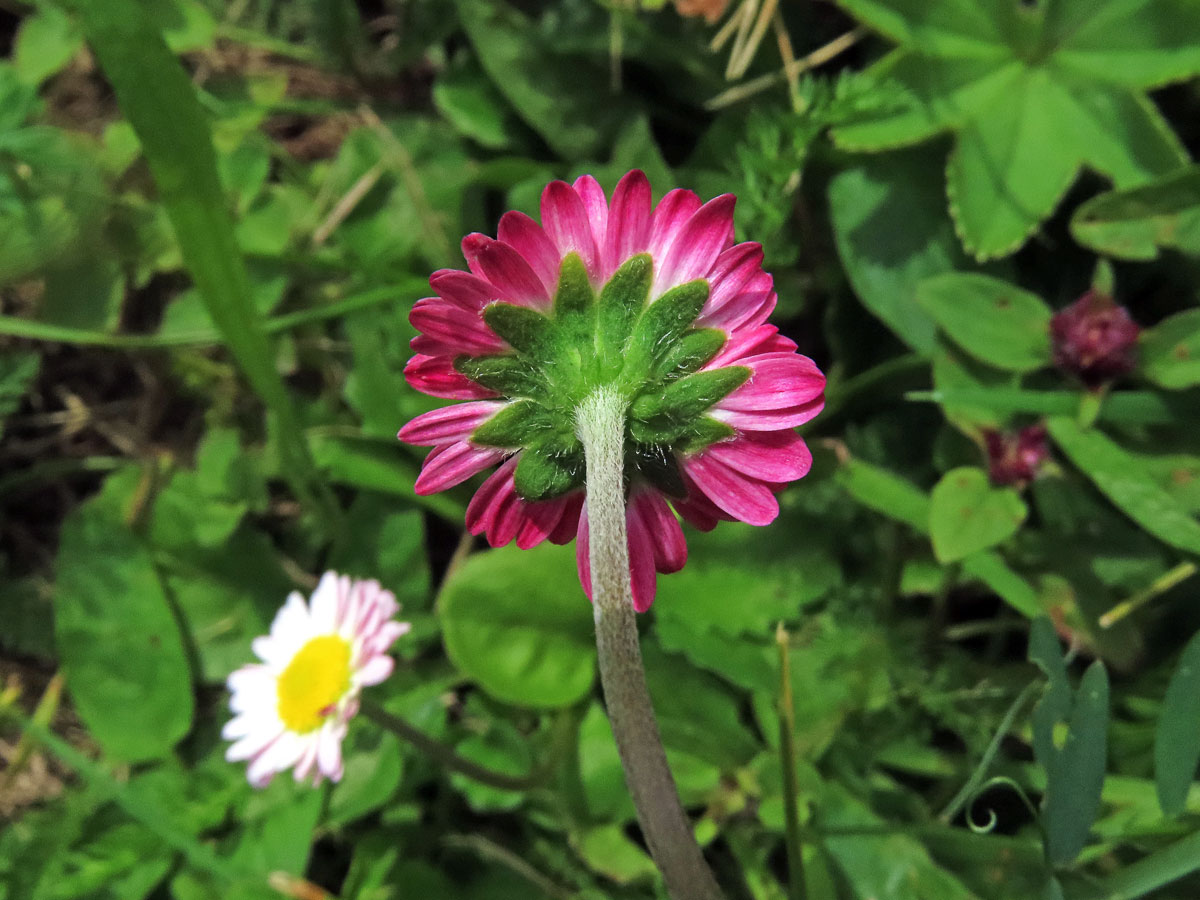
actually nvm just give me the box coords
[833,0,1200,260]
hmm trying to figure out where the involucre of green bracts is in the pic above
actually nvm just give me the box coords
[461,253,747,502]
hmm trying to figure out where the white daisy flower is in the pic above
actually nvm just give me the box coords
[223,572,410,787]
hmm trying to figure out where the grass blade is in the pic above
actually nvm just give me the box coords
[70,0,335,520]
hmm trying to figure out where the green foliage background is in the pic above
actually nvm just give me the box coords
[1,1,1200,898]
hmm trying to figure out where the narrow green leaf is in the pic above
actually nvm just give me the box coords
[482,303,560,361]
[553,252,595,340]
[71,0,329,516]
[1155,629,1200,816]
[513,442,583,501]
[440,542,596,708]
[929,467,1027,563]
[1043,661,1109,865]
[908,386,1195,425]
[915,273,1052,372]
[653,328,727,381]
[836,458,930,531]
[470,399,549,448]
[623,280,710,383]
[1047,417,1200,555]
[456,353,547,400]
[597,253,652,374]
[1099,829,1200,900]
[308,432,464,523]
[630,366,750,442]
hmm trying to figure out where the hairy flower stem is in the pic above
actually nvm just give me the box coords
[576,386,727,900]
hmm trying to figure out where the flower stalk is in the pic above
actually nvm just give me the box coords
[576,386,727,900]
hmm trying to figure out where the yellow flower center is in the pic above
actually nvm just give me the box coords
[276,635,353,733]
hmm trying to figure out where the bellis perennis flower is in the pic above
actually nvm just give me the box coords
[224,573,409,787]
[399,170,825,611]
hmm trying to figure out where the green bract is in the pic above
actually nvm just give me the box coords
[833,0,1200,260]
[459,253,746,501]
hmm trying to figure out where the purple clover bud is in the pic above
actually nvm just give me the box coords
[984,424,1048,488]
[1049,290,1140,388]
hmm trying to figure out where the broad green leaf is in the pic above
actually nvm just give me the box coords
[832,0,1194,259]
[327,494,430,610]
[1142,309,1200,390]
[13,6,83,86]
[162,526,292,683]
[828,148,957,352]
[327,730,404,826]
[946,70,1081,259]
[1155,629,1200,816]
[929,467,1027,563]
[1048,418,1200,555]
[451,0,616,159]
[439,542,596,708]
[822,783,981,900]
[916,273,1052,371]
[838,458,1041,616]
[433,55,521,150]
[1071,164,1200,260]
[54,493,194,761]
[644,644,760,770]
[574,825,658,885]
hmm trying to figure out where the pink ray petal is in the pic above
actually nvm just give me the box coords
[670,476,728,532]
[462,233,551,309]
[720,353,827,411]
[684,454,779,527]
[701,242,764,317]
[576,503,592,600]
[498,210,562,295]
[514,494,572,550]
[398,400,507,446]
[604,169,652,277]
[466,458,519,535]
[431,269,498,311]
[573,174,609,261]
[630,487,687,573]
[702,431,813,482]
[409,299,505,355]
[625,506,658,612]
[541,180,600,279]
[647,188,702,264]
[404,354,499,399]
[488,486,526,547]
[652,193,736,297]
[711,396,825,430]
[707,324,797,368]
[548,492,584,544]
[415,442,507,495]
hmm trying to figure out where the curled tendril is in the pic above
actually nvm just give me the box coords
[965,776,1042,836]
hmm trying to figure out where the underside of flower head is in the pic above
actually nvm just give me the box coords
[400,170,825,611]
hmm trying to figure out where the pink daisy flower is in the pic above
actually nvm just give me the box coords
[223,573,410,787]
[398,170,825,611]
